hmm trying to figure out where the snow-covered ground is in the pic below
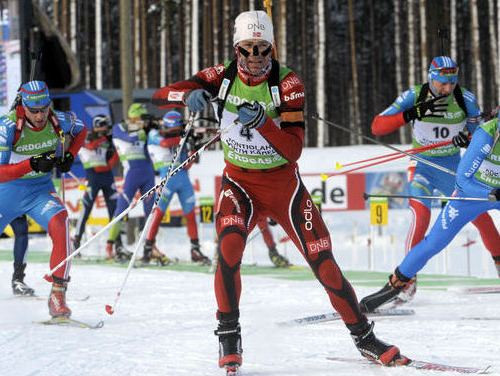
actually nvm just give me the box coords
[1,261,499,376]
[0,208,499,376]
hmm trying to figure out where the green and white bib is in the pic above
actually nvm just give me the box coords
[8,113,59,179]
[216,68,291,170]
[411,85,466,157]
[79,140,111,169]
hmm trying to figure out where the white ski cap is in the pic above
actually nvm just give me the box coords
[233,10,274,46]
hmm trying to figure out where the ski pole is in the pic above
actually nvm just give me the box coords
[104,113,197,315]
[66,170,87,191]
[324,153,408,178]
[312,113,456,176]
[363,193,494,202]
[104,116,238,315]
[44,120,229,279]
[335,140,452,170]
[324,141,450,177]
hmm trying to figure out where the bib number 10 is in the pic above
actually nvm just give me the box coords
[432,126,450,139]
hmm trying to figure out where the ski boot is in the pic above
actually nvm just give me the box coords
[191,240,211,265]
[215,315,242,375]
[48,277,72,318]
[394,276,417,305]
[105,240,115,260]
[12,263,35,296]
[72,236,82,259]
[268,247,291,267]
[494,256,500,278]
[359,268,411,313]
[142,240,153,264]
[349,321,408,366]
[114,237,133,262]
[142,240,172,266]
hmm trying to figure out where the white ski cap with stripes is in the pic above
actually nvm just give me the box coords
[233,10,274,46]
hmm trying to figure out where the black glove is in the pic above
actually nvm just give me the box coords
[268,218,278,226]
[403,95,448,122]
[56,152,74,173]
[237,102,266,129]
[488,188,500,201]
[452,131,470,148]
[30,151,56,173]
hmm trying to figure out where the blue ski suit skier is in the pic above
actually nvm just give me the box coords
[106,103,155,260]
[73,114,119,255]
[0,80,87,317]
[144,110,210,265]
[362,112,500,312]
[369,56,500,303]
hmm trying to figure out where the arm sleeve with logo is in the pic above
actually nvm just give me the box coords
[0,118,31,182]
[371,88,416,136]
[462,89,482,133]
[455,127,494,198]
[257,71,305,163]
[152,64,225,109]
[55,111,87,157]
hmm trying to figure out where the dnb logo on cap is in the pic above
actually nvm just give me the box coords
[20,80,51,107]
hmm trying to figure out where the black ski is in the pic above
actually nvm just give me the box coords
[278,308,415,326]
[326,356,491,374]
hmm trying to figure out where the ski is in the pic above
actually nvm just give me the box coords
[451,286,500,294]
[33,294,90,302]
[36,317,104,329]
[278,308,415,326]
[4,294,90,302]
[326,356,491,374]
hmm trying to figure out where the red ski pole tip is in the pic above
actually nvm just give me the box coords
[105,305,114,315]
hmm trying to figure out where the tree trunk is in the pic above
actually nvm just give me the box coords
[315,0,326,147]
[53,0,59,29]
[192,0,199,75]
[488,0,499,104]
[223,0,230,59]
[70,0,76,53]
[140,0,147,87]
[95,0,102,89]
[184,0,192,76]
[213,0,220,64]
[84,1,91,87]
[408,0,416,88]
[61,0,68,40]
[104,0,113,87]
[419,1,427,82]
[347,0,361,145]
[278,0,287,64]
[394,0,408,143]
[469,0,483,109]
[120,0,133,120]
[160,0,167,86]
[133,0,140,86]
[450,0,457,58]
[203,0,212,68]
